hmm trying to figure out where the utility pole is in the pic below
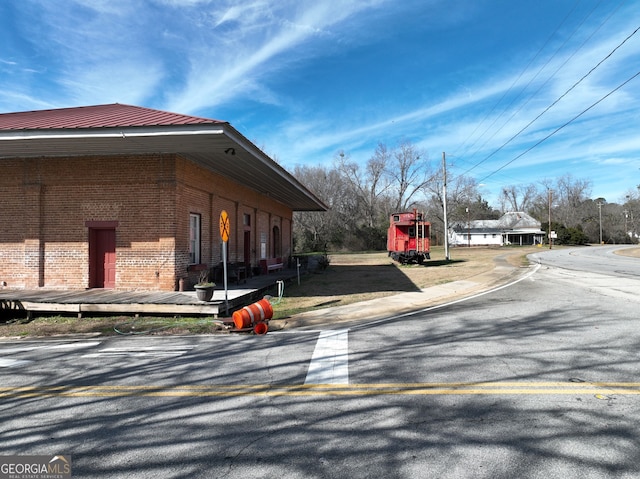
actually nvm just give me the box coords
[548,189,552,249]
[597,201,603,244]
[466,207,470,248]
[442,152,450,261]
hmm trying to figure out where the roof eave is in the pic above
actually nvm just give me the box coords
[0,123,227,141]
[0,123,327,212]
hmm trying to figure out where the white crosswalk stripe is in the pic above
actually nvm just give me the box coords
[305,330,349,385]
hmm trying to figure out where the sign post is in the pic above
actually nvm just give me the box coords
[219,210,230,314]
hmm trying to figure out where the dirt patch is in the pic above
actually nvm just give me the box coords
[614,246,640,258]
[271,246,539,319]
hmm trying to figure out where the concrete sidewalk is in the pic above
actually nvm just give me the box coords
[271,254,532,331]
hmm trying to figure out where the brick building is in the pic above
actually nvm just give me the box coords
[0,104,325,291]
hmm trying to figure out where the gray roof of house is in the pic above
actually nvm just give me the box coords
[452,212,544,233]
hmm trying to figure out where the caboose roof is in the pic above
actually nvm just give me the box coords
[391,211,429,226]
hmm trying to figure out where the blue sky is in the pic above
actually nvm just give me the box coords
[1,0,639,207]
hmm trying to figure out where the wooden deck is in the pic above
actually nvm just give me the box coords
[0,269,295,319]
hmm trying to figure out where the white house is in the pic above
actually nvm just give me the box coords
[449,212,545,247]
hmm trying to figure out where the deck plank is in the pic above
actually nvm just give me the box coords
[0,269,292,318]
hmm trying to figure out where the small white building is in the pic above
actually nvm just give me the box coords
[449,212,545,247]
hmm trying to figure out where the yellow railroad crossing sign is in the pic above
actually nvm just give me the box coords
[219,210,230,242]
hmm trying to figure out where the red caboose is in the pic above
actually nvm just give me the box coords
[387,209,431,264]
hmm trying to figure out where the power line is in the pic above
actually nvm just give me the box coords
[461,0,626,173]
[454,0,584,160]
[461,22,640,180]
[457,0,607,165]
[478,68,640,183]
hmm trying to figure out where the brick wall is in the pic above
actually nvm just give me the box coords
[0,154,179,289]
[0,181,31,287]
[174,156,292,288]
[0,154,294,291]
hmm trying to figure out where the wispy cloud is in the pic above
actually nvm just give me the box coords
[268,6,640,182]
[164,1,390,113]
[1,0,638,203]
[2,0,393,112]
[0,0,165,107]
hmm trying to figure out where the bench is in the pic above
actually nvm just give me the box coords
[212,262,247,284]
[260,257,283,274]
[227,263,247,284]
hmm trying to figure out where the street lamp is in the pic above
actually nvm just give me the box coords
[624,209,629,243]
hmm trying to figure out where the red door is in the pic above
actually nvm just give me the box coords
[89,228,116,288]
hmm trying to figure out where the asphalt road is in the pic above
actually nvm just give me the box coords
[1,246,639,478]
[530,244,640,278]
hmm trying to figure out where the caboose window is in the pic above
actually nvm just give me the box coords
[393,215,400,222]
[408,226,416,237]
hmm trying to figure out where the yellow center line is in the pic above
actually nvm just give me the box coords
[1,382,639,398]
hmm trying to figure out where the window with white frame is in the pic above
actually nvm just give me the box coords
[189,213,201,264]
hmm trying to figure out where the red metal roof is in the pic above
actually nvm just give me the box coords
[0,103,226,131]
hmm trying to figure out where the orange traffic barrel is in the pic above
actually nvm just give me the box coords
[253,321,269,335]
[232,298,274,329]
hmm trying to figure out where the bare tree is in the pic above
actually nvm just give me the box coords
[386,140,432,212]
[552,175,592,229]
[422,171,484,245]
[500,184,538,212]
[335,146,390,229]
[527,175,599,243]
[623,187,640,242]
[292,165,352,251]
[425,173,480,223]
